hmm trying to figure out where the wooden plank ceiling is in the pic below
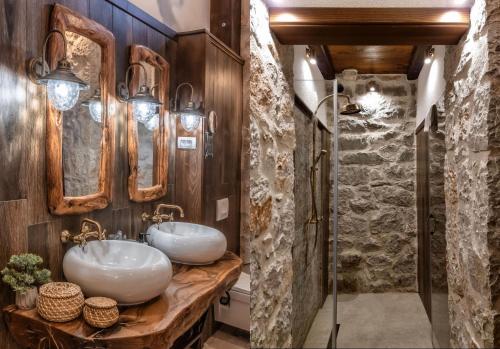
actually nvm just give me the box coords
[269,7,471,79]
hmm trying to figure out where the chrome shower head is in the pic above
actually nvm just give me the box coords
[340,102,362,115]
[338,93,362,115]
[314,149,327,166]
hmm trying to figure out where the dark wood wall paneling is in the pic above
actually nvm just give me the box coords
[210,0,241,54]
[175,31,243,255]
[0,1,178,347]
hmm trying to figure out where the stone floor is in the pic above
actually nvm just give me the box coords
[431,293,450,348]
[203,329,250,349]
[337,293,433,348]
[303,295,334,348]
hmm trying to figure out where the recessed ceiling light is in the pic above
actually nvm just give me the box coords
[440,10,463,22]
[424,47,435,65]
[306,47,317,65]
[275,13,298,22]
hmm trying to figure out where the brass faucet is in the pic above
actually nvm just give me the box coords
[142,203,185,224]
[61,218,106,247]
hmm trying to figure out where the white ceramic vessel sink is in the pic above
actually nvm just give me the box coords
[147,222,227,265]
[63,240,172,305]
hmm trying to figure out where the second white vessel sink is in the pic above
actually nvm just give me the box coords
[63,240,172,305]
[147,222,227,265]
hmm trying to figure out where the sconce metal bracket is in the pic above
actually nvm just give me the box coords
[116,82,130,102]
[27,58,49,84]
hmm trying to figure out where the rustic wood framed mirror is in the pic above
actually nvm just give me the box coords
[127,45,169,202]
[47,4,115,215]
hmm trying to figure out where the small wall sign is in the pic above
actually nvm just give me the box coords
[177,137,197,150]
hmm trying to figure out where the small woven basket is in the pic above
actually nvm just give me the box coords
[37,282,84,322]
[83,297,119,329]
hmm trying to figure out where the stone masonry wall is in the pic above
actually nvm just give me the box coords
[63,32,102,197]
[429,103,448,294]
[442,0,500,347]
[292,106,324,348]
[248,0,295,347]
[336,75,418,293]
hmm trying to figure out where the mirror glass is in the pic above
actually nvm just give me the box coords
[62,31,103,197]
[136,62,160,189]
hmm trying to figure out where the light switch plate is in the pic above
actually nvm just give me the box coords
[216,198,229,221]
[177,137,197,150]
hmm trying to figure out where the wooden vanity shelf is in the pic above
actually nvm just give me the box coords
[3,252,242,349]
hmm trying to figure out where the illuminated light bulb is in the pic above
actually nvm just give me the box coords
[133,101,156,124]
[180,112,201,132]
[47,80,80,111]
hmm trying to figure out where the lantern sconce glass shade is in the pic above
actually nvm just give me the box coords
[145,114,160,131]
[367,80,380,93]
[27,29,89,111]
[82,88,103,123]
[117,63,162,125]
[174,82,204,133]
[133,99,158,124]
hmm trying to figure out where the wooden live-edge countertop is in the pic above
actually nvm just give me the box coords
[4,252,242,349]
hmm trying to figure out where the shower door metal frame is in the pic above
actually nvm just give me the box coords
[332,79,339,349]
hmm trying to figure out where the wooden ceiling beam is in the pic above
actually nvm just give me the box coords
[310,45,335,80]
[269,7,470,45]
[407,45,432,80]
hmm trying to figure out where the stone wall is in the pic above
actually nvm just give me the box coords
[442,0,500,346]
[336,75,418,293]
[63,32,102,197]
[137,123,155,188]
[292,106,324,348]
[248,0,295,347]
[429,103,447,293]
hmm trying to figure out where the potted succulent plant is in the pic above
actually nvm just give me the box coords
[1,253,51,309]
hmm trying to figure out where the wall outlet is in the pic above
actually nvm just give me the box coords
[216,198,229,221]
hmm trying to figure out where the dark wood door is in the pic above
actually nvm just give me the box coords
[416,122,431,319]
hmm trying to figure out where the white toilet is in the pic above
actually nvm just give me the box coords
[215,272,250,331]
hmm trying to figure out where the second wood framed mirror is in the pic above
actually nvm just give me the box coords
[127,45,170,202]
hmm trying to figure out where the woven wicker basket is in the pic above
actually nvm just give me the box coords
[37,282,84,322]
[83,297,119,329]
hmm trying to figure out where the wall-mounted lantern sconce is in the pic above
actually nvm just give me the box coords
[306,46,317,65]
[82,88,102,123]
[27,29,89,111]
[424,47,435,65]
[367,80,380,93]
[117,62,162,124]
[174,82,204,133]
